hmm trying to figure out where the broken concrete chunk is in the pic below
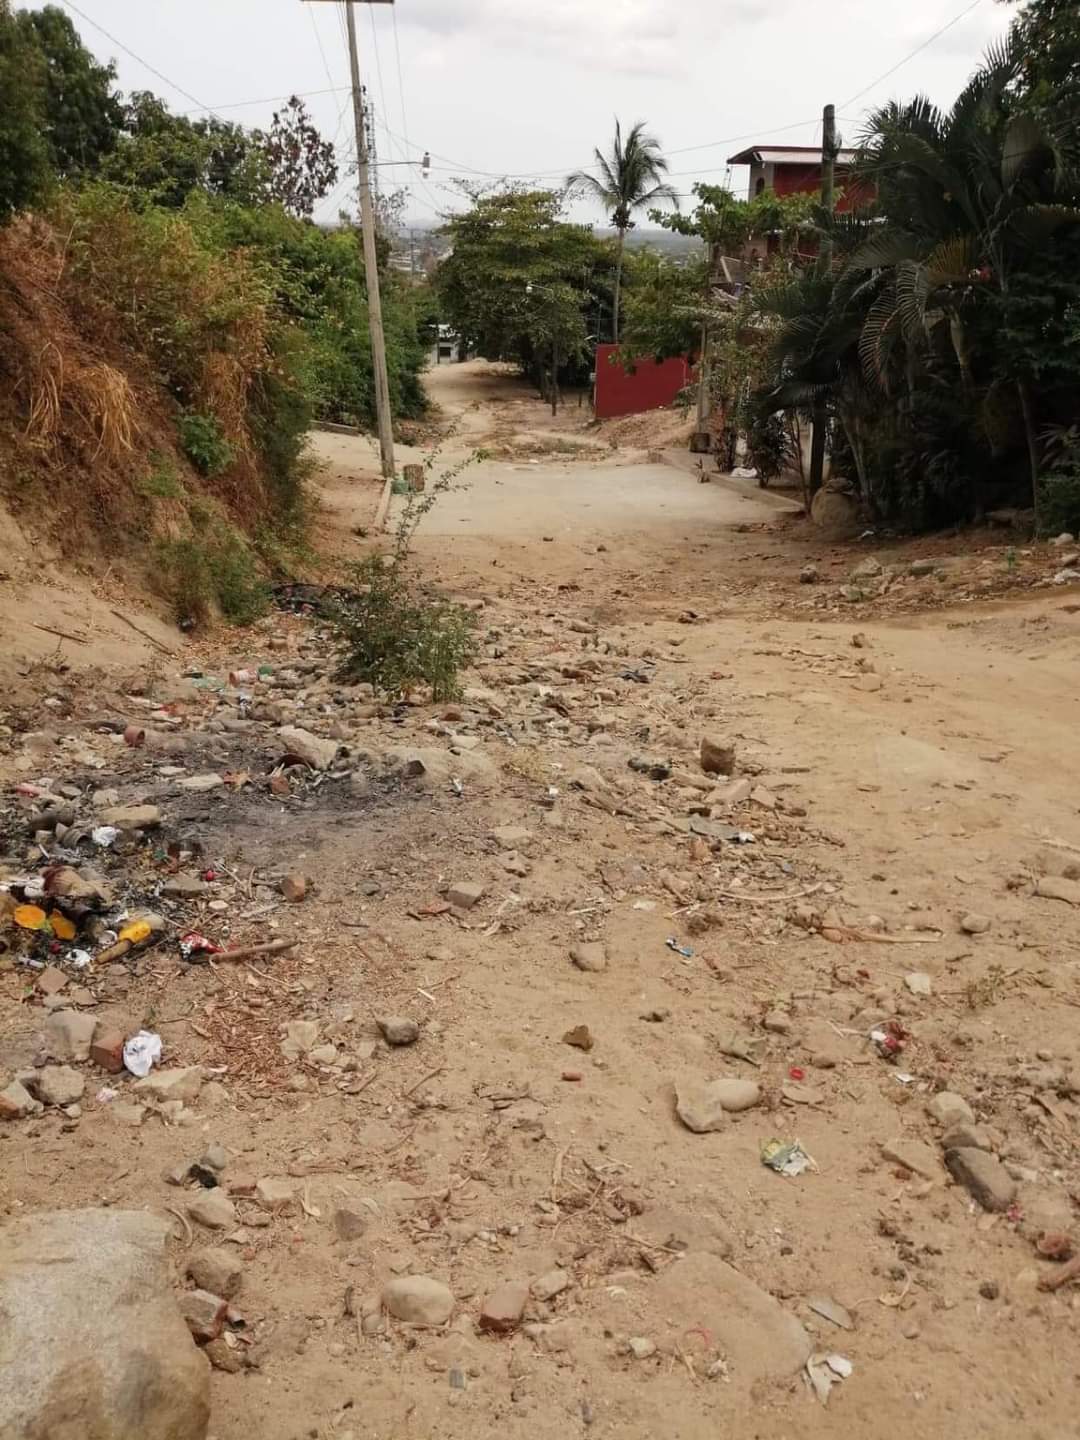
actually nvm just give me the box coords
[675,1077,760,1132]
[186,1247,243,1299]
[135,1066,203,1104]
[531,1269,571,1302]
[25,1065,85,1107]
[882,1136,944,1181]
[187,1192,237,1230]
[278,725,341,771]
[377,1015,420,1046]
[178,1288,228,1343]
[479,1281,529,1333]
[945,1147,1017,1212]
[447,880,485,910]
[43,1008,97,1062]
[255,1176,298,1211]
[0,1079,42,1120]
[97,804,162,831]
[383,1275,454,1326]
[927,1091,975,1127]
[570,942,608,973]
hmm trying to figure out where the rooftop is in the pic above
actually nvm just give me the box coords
[727,144,859,167]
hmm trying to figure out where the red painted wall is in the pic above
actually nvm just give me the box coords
[772,164,873,213]
[594,344,693,420]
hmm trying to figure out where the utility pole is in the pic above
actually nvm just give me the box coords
[808,102,837,497]
[305,0,395,479]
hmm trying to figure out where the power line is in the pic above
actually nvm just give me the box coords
[841,0,985,108]
[57,0,219,116]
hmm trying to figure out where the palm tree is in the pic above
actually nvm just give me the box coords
[852,37,1080,513]
[568,120,677,343]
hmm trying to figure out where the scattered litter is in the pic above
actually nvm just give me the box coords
[761,1138,817,1177]
[14,904,47,931]
[91,826,119,848]
[123,1030,162,1078]
[118,919,152,946]
[180,931,224,963]
[96,1087,118,1103]
[806,1353,853,1404]
[48,911,76,941]
[869,1019,908,1060]
[666,937,693,958]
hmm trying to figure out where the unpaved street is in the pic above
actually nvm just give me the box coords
[3,363,1080,1440]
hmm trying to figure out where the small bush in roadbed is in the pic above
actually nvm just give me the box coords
[177,411,234,476]
[329,444,481,700]
[331,555,476,702]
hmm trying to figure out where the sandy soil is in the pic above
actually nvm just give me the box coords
[2,361,1080,1440]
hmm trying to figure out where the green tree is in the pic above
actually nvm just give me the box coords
[567,120,676,343]
[0,0,49,221]
[104,91,266,208]
[437,188,606,387]
[854,37,1080,513]
[261,96,337,219]
[15,5,121,177]
[1004,0,1080,140]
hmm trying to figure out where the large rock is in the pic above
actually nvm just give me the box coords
[278,726,341,771]
[651,1252,810,1392]
[0,1208,209,1439]
[675,1077,760,1132]
[945,1147,1017,1213]
[810,482,861,539]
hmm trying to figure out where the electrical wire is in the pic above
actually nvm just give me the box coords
[841,0,985,108]
[57,0,218,116]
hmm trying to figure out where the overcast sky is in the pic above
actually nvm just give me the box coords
[47,0,1012,226]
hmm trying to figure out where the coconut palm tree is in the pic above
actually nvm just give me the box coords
[568,120,677,343]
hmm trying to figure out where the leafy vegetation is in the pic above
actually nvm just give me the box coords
[330,451,481,700]
[178,412,235,476]
[437,188,610,400]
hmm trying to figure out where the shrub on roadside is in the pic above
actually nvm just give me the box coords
[178,411,234,476]
[155,523,268,626]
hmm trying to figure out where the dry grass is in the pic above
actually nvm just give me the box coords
[24,342,63,448]
[75,362,139,462]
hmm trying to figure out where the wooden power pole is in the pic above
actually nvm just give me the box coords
[305,0,395,480]
[808,102,837,497]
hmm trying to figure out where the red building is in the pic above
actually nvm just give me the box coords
[726,143,874,261]
[727,144,863,205]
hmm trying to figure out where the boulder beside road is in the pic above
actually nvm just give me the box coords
[0,1209,209,1440]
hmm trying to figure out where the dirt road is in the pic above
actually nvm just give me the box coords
[3,362,1080,1440]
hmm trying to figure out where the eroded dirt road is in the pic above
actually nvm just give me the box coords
[3,361,1080,1440]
